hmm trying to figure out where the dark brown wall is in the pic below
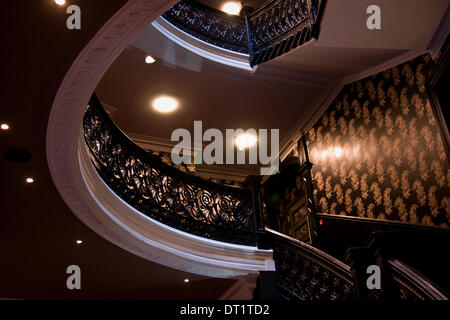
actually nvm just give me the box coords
[305,54,449,228]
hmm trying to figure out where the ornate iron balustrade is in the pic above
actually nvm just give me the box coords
[247,0,323,66]
[161,0,324,66]
[161,0,249,54]
[266,228,354,300]
[83,94,258,246]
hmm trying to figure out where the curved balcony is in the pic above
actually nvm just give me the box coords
[83,94,257,246]
[74,94,275,278]
[160,0,324,67]
[41,0,450,300]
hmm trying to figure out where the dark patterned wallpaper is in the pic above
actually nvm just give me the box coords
[305,54,449,228]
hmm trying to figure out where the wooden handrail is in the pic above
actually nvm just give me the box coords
[388,259,448,300]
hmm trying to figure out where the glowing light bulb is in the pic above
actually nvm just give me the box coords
[145,55,156,64]
[55,0,65,6]
[1,123,9,130]
[221,2,241,15]
[152,96,178,113]
[235,133,257,151]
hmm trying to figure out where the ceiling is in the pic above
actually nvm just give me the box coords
[0,0,447,299]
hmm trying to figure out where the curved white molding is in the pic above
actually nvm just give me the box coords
[79,134,273,277]
[46,0,273,278]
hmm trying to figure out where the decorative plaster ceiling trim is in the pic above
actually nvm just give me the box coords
[46,0,273,278]
[79,135,274,277]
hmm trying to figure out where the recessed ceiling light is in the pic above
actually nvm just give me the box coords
[145,55,156,64]
[152,96,178,113]
[221,2,241,15]
[55,0,65,6]
[1,123,9,130]
[184,278,190,283]
[76,240,83,244]
[235,133,257,151]
[26,177,34,184]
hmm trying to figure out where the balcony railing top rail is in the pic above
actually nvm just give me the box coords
[388,258,449,300]
[83,94,258,246]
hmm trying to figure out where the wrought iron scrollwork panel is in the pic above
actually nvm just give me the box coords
[247,0,323,66]
[248,0,310,49]
[83,96,256,245]
[269,230,354,300]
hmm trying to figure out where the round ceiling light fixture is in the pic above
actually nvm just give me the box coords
[55,0,65,6]
[235,133,257,151]
[152,96,178,113]
[1,123,10,130]
[221,2,242,15]
[145,55,156,64]
[26,177,34,184]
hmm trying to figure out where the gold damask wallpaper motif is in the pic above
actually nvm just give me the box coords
[305,54,449,227]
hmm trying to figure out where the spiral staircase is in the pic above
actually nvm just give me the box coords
[44,0,450,300]
[79,94,449,300]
